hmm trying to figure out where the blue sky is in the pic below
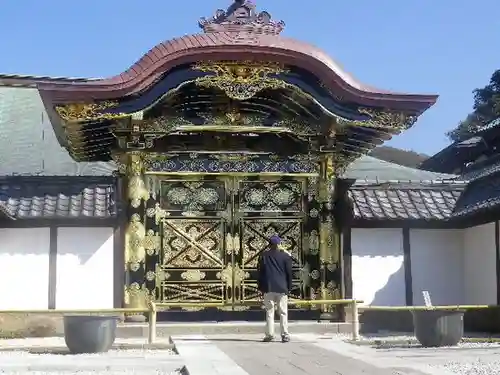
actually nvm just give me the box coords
[0,0,498,155]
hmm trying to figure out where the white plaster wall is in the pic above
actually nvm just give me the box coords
[56,227,114,309]
[351,228,405,306]
[0,228,50,309]
[463,223,497,305]
[410,229,463,305]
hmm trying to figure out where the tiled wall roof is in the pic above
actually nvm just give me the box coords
[0,177,116,220]
[349,181,466,221]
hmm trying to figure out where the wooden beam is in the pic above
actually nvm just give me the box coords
[48,225,58,309]
[342,227,353,299]
[402,227,413,306]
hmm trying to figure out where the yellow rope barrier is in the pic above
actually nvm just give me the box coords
[5,300,493,344]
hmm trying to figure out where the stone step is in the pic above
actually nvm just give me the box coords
[116,321,352,338]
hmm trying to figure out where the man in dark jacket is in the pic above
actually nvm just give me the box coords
[257,235,292,343]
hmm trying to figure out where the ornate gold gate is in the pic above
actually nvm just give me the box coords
[153,176,306,310]
[233,179,305,305]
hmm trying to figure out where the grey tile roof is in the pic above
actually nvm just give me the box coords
[349,181,466,221]
[0,177,117,220]
[0,86,115,176]
[0,73,100,86]
[343,155,457,181]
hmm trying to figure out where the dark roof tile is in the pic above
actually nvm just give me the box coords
[0,176,116,220]
[349,181,466,221]
[453,176,500,217]
[461,155,500,181]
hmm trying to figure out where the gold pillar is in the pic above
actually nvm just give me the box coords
[124,151,150,321]
[318,154,339,316]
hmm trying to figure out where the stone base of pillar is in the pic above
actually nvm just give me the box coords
[124,313,147,323]
[123,286,149,323]
[319,312,335,321]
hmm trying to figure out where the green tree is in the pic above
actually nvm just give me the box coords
[447,69,500,142]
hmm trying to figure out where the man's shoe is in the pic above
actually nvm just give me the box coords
[262,335,274,342]
[281,335,290,343]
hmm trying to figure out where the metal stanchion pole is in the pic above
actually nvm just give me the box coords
[351,300,360,341]
[148,302,157,345]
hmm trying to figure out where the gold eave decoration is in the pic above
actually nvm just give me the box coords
[327,108,419,174]
[193,61,287,100]
[55,101,126,122]
[353,108,418,132]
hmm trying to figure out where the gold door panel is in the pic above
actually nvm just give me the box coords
[237,179,303,213]
[160,179,227,212]
[156,218,228,306]
[161,219,225,268]
[156,178,231,308]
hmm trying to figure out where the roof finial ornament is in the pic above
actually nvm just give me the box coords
[199,0,285,35]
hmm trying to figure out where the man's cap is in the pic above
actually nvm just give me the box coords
[269,235,281,245]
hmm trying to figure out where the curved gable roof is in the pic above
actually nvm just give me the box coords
[37,32,437,113]
[35,0,438,114]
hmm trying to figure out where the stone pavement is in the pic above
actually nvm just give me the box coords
[172,334,436,375]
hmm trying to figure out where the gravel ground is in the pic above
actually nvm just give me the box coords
[0,337,184,375]
[427,343,500,375]
[437,359,500,375]
[343,332,500,345]
[339,333,500,375]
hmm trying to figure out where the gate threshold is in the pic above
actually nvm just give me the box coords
[117,321,352,338]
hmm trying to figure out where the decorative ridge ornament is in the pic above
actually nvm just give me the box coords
[199,0,285,35]
[193,61,287,100]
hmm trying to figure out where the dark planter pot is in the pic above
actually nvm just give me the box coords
[63,315,118,354]
[412,310,464,347]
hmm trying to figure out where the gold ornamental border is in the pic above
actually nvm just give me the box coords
[143,171,319,177]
